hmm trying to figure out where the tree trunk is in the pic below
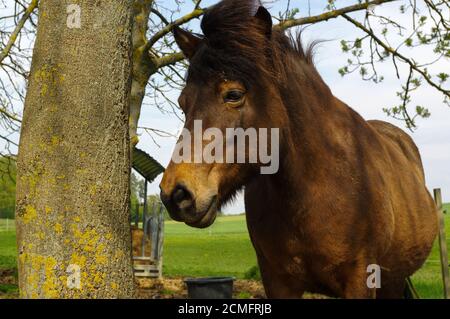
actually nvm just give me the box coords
[129,0,156,148]
[15,0,135,298]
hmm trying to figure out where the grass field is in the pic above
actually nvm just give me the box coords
[163,215,257,278]
[0,222,18,296]
[0,227,16,271]
[414,202,450,298]
[0,218,15,232]
[1,205,450,298]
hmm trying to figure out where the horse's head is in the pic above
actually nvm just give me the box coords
[160,0,286,228]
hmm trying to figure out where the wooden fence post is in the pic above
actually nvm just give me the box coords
[434,188,450,299]
[134,202,139,227]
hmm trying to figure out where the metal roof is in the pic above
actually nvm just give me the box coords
[132,148,164,183]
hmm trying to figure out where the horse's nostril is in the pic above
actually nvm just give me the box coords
[172,186,193,208]
[173,188,186,203]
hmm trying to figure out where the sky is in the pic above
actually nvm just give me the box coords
[0,0,448,214]
[135,0,450,214]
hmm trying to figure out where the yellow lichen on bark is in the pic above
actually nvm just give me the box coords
[54,223,63,234]
[19,251,59,299]
[16,0,135,298]
[23,205,37,223]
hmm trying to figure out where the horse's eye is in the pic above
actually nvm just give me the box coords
[223,90,245,103]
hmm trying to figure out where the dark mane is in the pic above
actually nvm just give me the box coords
[188,0,317,86]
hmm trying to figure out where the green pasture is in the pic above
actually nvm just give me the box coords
[163,215,257,278]
[1,205,450,298]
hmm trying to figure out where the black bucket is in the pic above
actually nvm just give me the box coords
[184,277,235,299]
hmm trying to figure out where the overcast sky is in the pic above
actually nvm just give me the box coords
[135,0,450,213]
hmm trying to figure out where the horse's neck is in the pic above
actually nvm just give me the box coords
[268,62,341,207]
[284,63,336,147]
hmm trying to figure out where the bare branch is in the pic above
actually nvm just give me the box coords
[0,106,21,123]
[144,7,205,54]
[155,51,184,69]
[151,1,402,71]
[275,0,398,30]
[0,0,38,64]
[341,13,449,98]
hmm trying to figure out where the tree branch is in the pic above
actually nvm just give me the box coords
[275,0,398,31]
[0,107,21,123]
[0,0,38,64]
[152,0,401,70]
[155,51,185,69]
[0,134,18,147]
[150,8,170,26]
[341,13,449,98]
[144,7,205,54]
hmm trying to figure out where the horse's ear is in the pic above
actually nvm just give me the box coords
[254,6,272,38]
[173,26,202,60]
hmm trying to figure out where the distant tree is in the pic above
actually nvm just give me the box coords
[146,194,171,220]
[130,172,140,198]
[0,156,16,219]
[130,172,142,218]
[137,178,146,203]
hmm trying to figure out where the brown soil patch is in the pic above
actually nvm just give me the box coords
[1,272,327,299]
[0,269,16,285]
[136,277,266,299]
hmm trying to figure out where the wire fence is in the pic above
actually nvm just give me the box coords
[0,218,15,232]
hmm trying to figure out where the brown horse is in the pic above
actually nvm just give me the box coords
[160,0,438,298]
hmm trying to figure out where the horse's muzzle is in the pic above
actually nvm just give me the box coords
[160,185,218,228]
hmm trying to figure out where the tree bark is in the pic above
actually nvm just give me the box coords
[129,0,155,148]
[15,0,135,298]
